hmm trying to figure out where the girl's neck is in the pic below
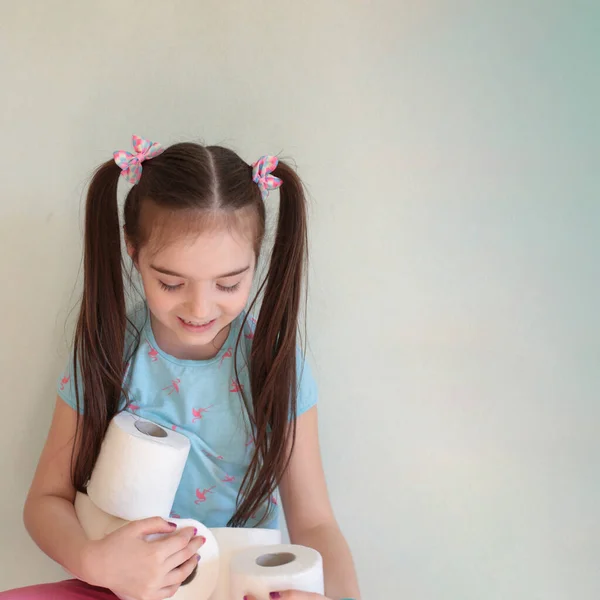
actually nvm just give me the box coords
[149,312,231,361]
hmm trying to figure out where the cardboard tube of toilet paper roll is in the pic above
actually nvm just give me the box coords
[87,412,191,521]
[230,544,324,599]
[208,527,282,600]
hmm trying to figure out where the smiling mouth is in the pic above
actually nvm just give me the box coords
[182,318,213,326]
[178,317,217,330]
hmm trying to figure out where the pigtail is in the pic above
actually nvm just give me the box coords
[71,160,128,491]
[231,160,308,527]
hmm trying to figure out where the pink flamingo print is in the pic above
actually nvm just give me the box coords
[219,347,233,368]
[245,435,255,447]
[59,375,70,391]
[170,512,181,519]
[202,449,224,460]
[245,317,257,339]
[163,378,181,396]
[147,343,159,362]
[128,404,140,411]
[222,474,235,483]
[171,425,178,431]
[250,508,261,520]
[194,486,216,504]
[230,378,244,393]
[271,495,278,505]
[192,405,214,422]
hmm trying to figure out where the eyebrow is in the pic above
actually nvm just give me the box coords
[150,265,250,280]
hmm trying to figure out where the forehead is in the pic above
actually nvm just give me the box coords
[142,219,256,280]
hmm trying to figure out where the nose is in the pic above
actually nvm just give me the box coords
[187,286,212,319]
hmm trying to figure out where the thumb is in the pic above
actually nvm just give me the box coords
[128,516,178,538]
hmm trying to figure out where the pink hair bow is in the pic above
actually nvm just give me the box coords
[113,134,165,185]
[252,155,282,200]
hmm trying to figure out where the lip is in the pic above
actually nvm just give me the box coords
[178,317,216,333]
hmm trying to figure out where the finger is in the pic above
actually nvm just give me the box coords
[164,533,205,571]
[155,526,199,558]
[128,516,177,538]
[164,553,201,587]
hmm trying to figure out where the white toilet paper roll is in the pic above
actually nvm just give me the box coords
[229,544,324,599]
[138,519,220,600]
[87,412,191,521]
[74,491,127,540]
[76,495,219,600]
[208,527,282,600]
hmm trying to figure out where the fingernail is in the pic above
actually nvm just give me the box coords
[199,535,206,544]
[193,528,198,536]
[270,594,281,599]
[168,522,177,528]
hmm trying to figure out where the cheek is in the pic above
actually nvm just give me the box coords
[144,289,164,314]
[143,282,177,315]
[221,286,252,316]
[220,293,246,315]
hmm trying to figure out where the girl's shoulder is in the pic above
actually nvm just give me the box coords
[239,312,318,416]
[57,301,152,413]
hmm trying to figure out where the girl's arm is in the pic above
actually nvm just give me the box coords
[23,396,202,597]
[279,406,361,600]
[23,396,97,579]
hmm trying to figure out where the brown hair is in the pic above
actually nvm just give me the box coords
[71,142,308,527]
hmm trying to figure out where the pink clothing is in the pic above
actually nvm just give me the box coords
[0,579,117,599]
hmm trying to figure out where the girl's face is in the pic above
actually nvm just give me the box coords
[130,224,256,360]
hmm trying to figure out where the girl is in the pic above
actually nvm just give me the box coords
[2,136,360,600]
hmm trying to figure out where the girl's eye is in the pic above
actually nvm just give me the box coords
[217,282,240,293]
[159,281,182,292]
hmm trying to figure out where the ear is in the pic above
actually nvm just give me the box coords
[124,229,138,268]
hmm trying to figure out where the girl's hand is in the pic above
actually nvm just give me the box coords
[244,593,334,600]
[83,516,206,600]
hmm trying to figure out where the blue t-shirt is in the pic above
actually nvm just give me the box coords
[57,303,318,529]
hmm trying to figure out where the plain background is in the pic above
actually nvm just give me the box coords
[1,1,599,598]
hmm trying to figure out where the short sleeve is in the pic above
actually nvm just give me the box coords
[243,314,317,419]
[295,349,318,417]
[56,352,84,413]
[55,302,146,414]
